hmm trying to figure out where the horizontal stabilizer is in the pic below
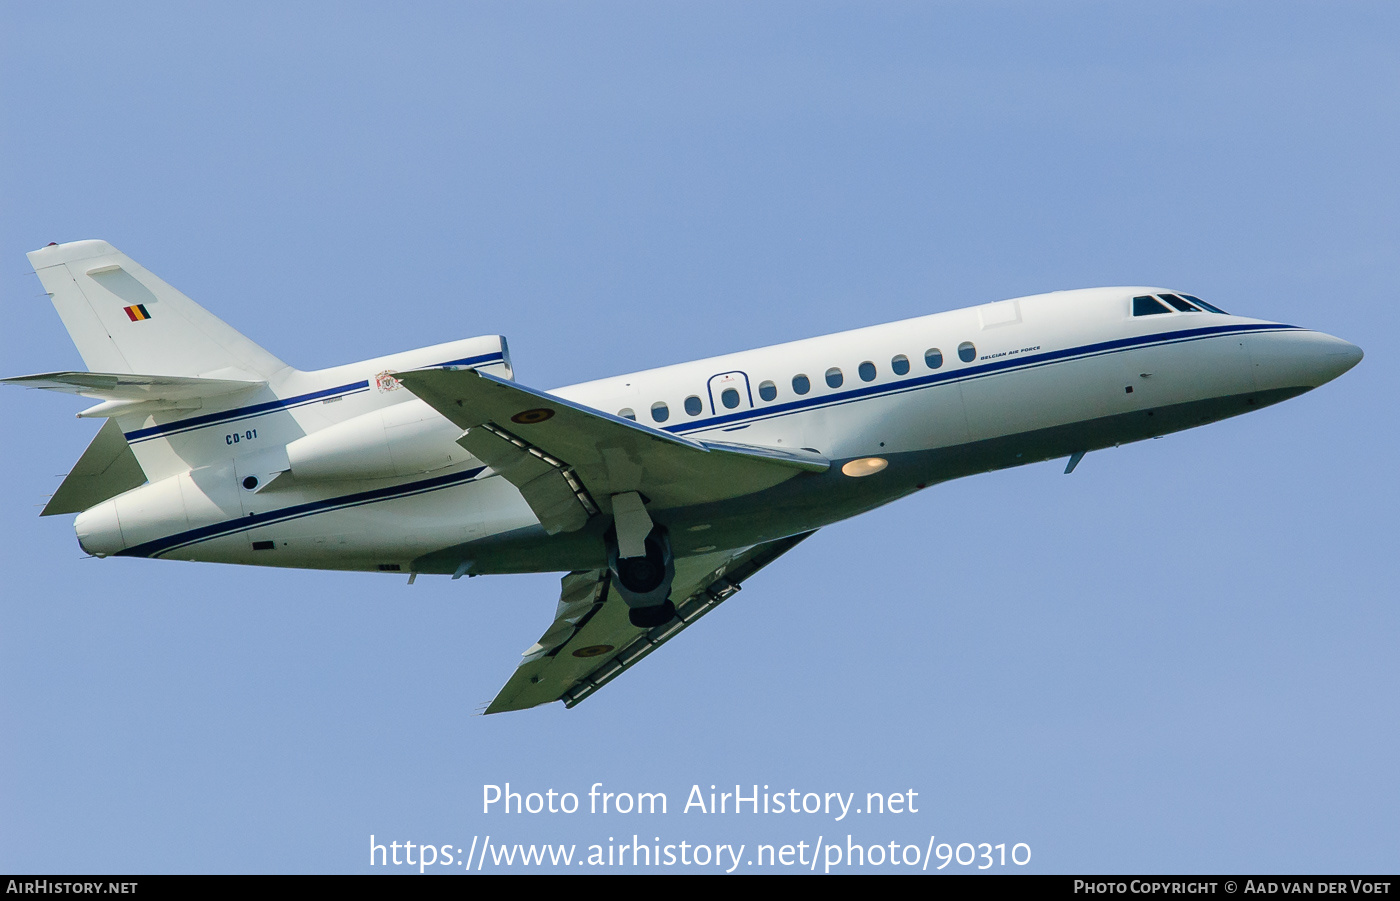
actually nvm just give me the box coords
[2,370,264,401]
[2,370,266,419]
[42,418,146,516]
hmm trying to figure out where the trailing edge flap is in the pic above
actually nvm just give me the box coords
[485,531,816,714]
[2,371,264,417]
[42,418,147,516]
[393,367,828,531]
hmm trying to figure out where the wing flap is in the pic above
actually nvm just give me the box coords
[456,423,598,534]
[484,532,816,714]
[395,367,827,516]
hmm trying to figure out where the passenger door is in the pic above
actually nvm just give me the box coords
[706,370,754,417]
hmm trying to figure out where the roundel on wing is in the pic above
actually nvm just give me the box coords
[511,408,555,424]
[572,644,614,658]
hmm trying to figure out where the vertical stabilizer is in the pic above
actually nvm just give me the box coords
[27,240,289,381]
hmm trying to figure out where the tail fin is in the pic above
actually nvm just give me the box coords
[27,240,288,381]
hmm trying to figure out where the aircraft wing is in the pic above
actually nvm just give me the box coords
[484,531,816,714]
[394,367,827,534]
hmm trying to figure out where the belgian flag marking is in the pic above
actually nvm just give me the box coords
[123,304,151,322]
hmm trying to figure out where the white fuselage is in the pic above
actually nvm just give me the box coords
[74,286,1360,575]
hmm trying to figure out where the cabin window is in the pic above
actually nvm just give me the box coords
[858,361,877,382]
[684,395,703,416]
[891,354,910,375]
[826,367,843,388]
[958,342,976,363]
[924,348,943,369]
[651,401,669,423]
[1183,294,1228,314]
[758,380,777,401]
[721,387,741,409]
[793,374,811,395]
[1133,295,1171,316]
[619,408,636,420]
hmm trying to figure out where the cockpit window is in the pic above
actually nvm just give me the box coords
[1158,293,1203,312]
[1133,295,1171,316]
[1182,294,1228,314]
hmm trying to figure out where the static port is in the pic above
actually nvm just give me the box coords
[242,476,259,490]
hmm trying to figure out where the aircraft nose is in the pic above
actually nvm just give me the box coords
[1302,332,1363,387]
[1248,329,1363,393]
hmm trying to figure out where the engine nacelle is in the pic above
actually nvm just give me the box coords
[285,400,472,481]
[278,332,511,483]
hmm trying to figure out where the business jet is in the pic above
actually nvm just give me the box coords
[4,240,1362,713]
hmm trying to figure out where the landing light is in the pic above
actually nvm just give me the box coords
[841,457,887,477]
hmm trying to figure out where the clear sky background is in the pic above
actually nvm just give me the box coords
[2,2,1396,874]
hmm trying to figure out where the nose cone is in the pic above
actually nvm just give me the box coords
[1249,330,1363,392]
[1302,332,1363,387]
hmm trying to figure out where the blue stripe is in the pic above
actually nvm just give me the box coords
[663,322,1299,435]
[439,353,506,367]
[124,351,505,443]
[125,382,370,442]
[118,322,1296,558]
[119,466,488,558]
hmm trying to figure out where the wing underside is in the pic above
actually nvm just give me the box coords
[391,366,825,714]
[485,531,815,714]
[393,367,827,533]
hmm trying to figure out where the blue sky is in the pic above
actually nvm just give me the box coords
[2,2,1396,873]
